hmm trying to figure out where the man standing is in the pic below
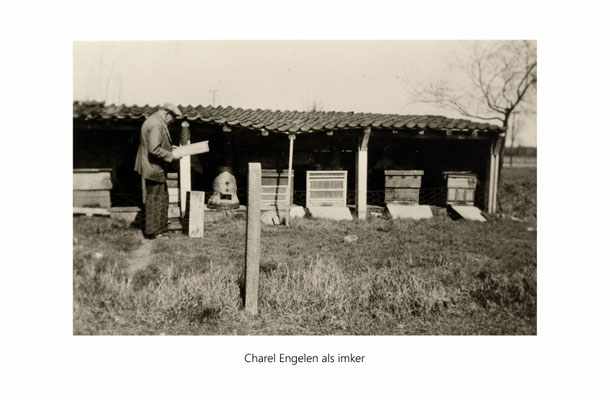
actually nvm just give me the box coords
[134,102,183,239]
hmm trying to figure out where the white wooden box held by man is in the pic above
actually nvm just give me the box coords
[172,140,209,157]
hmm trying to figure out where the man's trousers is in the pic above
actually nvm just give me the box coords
[144,179,169,236]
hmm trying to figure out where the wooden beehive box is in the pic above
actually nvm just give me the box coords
[261,169,294,210]
[73,168,113,208]
[384,170,424,204]
[306,170,347,208]
[166,172,182,230]
[444,172,477,206]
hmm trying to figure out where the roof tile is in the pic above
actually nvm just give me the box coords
[73,102,503,133]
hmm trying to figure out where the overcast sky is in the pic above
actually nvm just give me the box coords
[73,41,536,146]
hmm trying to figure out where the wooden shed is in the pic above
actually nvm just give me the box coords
[73,101,505,219]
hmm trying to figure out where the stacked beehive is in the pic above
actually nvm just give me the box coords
[73,168,113,216]
[444,172,478,206]
[261,169,294,210]
[305,170,348,208]
[384,170,424,204]
[166,172,182,230]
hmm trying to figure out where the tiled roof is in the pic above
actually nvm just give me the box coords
[73,101,504,134]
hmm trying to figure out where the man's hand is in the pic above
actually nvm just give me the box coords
[171,151,182,161]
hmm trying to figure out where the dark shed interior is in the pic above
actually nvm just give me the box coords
[74,118,493,210]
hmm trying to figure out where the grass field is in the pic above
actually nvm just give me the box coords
[73,167,536,335]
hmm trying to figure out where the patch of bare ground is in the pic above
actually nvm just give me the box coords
[127,239,153,274]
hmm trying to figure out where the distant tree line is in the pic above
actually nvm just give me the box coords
[503,146,537,157]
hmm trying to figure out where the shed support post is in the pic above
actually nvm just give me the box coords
[179,122,191,216]
[488,148,495,214]
[286,134,296,226]
[356,128,371,220]
[488,134,504,214]
[492,155,499,213]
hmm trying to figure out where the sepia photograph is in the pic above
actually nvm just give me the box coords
[6,0,610,398]
[72,40,537,335]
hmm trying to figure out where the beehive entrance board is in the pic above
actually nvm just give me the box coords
[449,205,486,222]
[386,204,433,220]
[308,206,353,221]
[306,171,347,208]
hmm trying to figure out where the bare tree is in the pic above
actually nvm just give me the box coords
[410,40,537,180]
[83,42,129,104]
[508,112,524,167]
[307,98,326,112]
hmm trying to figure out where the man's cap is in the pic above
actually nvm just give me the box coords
[162,102,182,117]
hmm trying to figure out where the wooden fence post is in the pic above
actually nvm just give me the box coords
[188,191,205,238]
[244,163,261,315]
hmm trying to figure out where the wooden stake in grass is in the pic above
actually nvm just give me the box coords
[244,163,261,315]
[188,191,205,238]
